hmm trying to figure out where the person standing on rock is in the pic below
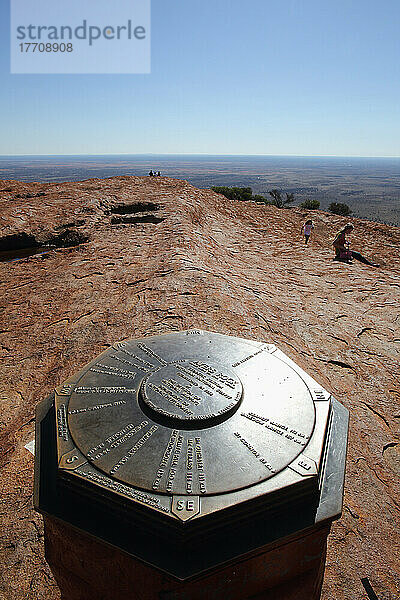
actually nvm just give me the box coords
[149,170,154,176]
[301,219,314,244]
[333,223,380,267]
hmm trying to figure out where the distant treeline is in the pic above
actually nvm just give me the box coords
[211,186,352,215]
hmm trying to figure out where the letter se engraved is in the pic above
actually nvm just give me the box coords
[176,499,195,511]
[172,496,200,521]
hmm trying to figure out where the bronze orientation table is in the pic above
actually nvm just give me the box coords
[35,330,349,600]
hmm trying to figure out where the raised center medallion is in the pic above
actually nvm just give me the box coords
[140,359,243,426]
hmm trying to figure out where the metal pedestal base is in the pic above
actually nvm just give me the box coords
[44,515,330,600]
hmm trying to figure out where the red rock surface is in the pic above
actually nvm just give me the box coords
[0,176,399,600]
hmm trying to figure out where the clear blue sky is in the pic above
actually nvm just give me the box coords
[1,0,399,156]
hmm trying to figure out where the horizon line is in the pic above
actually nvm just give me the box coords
[0,152,399,159]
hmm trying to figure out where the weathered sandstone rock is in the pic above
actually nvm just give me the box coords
[0,176,399,600]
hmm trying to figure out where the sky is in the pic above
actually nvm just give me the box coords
[0,0,399,157]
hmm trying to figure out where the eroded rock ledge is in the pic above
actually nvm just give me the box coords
[0,176,399,600]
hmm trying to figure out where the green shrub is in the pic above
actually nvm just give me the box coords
[211,186,272,205]
[300,199,320,210]
[211,186,253,202]
[329,202,352,216]
[268,190,295,208]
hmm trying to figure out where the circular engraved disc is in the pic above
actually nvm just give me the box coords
[141,359,242,425]
[66,333,317,496]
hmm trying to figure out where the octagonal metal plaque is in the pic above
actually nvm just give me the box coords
[54,330,331,522]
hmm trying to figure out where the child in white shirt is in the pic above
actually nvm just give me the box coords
[302,219,314,244]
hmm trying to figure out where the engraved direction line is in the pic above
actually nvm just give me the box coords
[110,425,158,474]
[118,347,156,371]
[57,404,69,441]
[74,386,136,394]
[152,429,179,490]
[231,346,267,368]
[166,434,183,492]
[240,412,309,447]
[74,467,170,513]
[186,438,194,494]
[136,342,167,366]
[195,437,207,494]
[90,364,137,380]
[234,431,276,473]
[153,434,206,495]
[68,400,127,415]
[87,421,149,460]
[109,354,153,373]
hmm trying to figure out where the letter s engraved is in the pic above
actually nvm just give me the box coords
[66,455,79,464]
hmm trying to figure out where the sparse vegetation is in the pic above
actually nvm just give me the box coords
[268,190,295,208]
[300,199,320,210]
[210,187,356,218]
[329,202,352,216]
[211,186,271,204]
[212,186,300,207]
[211,187,253,202]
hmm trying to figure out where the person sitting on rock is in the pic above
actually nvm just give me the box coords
[333,224,380,267]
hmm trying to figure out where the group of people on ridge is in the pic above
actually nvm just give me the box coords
[301,220,380,267]
[149,170,161,177]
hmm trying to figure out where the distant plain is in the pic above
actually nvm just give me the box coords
[0,154,399,226]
